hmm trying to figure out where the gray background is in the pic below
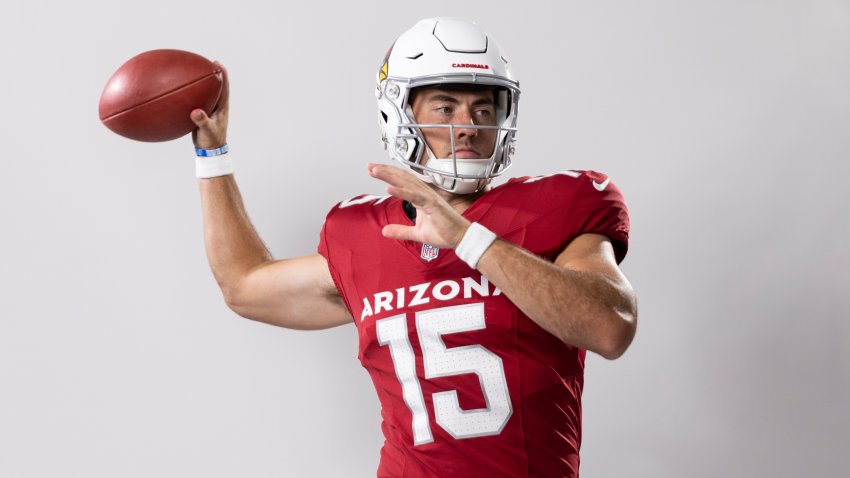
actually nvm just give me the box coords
[1,0,848,476]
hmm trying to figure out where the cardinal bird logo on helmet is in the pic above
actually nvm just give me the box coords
[378,42,394,82]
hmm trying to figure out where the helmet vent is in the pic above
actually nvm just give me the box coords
[432,18,488,53]
[407,52,424,60]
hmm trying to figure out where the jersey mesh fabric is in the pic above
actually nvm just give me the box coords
[318,170,629,477]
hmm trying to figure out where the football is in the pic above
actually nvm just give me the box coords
[99,49,222,142]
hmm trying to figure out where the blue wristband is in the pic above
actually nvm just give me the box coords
[195,144,229,157]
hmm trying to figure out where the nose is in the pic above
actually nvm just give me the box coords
[454,108,478,138]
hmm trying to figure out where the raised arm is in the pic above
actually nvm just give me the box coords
[190,63,351,330]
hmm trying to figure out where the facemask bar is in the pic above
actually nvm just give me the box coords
[394,123,517,180]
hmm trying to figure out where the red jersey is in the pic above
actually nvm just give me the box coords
[318,170,629,477]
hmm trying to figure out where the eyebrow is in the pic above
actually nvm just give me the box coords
[428,94,495,106]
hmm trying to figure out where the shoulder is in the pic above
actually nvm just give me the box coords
[319,193,395,259]
[324,194,393,222]
[495,169,630,262]
[496,169,627,206]
[332,193,393,211]
[321,193,397,240]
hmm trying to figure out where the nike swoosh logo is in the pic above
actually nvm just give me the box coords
[593,178,610,191]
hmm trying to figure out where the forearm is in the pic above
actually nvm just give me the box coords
[198,175,272,298]
[476,239,637,359]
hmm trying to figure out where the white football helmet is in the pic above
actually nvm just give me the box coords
[376,18,520,194]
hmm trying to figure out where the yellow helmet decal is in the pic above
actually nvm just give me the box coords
[378,42,394,82]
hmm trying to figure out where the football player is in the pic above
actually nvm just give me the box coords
[190,17,637,478]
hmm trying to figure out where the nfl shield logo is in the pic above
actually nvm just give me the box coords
[420,243,440,262]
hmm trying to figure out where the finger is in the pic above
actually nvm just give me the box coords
[369,163,421,190]
[382,224,419,242]
[384,185,426,205]
[369,164,435,209]
[367,163,398,185]
[190,108,210,127]
[385,164,421,187]
[212,61,230,113]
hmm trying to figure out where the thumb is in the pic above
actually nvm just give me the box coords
[190,108,210,126]
[382,224,417,242]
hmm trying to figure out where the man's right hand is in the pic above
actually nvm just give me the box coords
[191,61,229,150]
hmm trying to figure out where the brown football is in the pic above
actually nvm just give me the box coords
[99,49,222,142]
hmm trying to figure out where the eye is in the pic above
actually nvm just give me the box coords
[435,106,453,115]
[474,107,497,124]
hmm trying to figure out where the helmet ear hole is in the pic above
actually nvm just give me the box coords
[496,89,510,123]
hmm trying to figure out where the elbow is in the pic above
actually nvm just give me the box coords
[223,295,243,316]
[220,282,246,315]
[595,310,637,360]
[223,293,257,321]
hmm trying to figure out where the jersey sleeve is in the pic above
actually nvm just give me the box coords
[317,215,331,261]
[317,206,356,316]
[563,171,630,264]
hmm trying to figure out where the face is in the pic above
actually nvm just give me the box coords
[409,86,499,160]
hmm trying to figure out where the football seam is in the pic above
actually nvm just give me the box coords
[100,71,222,121]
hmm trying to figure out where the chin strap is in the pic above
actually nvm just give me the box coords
[420,148,492,194]
[429,173,489,194]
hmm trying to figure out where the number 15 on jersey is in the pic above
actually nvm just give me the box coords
[376,303,512,445]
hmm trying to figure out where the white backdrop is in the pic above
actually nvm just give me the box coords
[1,1,848,476]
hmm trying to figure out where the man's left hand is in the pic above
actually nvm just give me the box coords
[367,163,470,249]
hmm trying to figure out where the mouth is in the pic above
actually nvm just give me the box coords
[451,148,482,159]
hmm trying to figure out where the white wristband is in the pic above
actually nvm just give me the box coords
[455,222,497,269]
[195,154,234,179]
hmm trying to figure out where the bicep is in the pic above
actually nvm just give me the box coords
[555,233,629,284]
[554,233,638,359]
[227,254,352,330]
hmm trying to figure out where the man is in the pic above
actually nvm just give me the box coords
[190,17,637,478]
